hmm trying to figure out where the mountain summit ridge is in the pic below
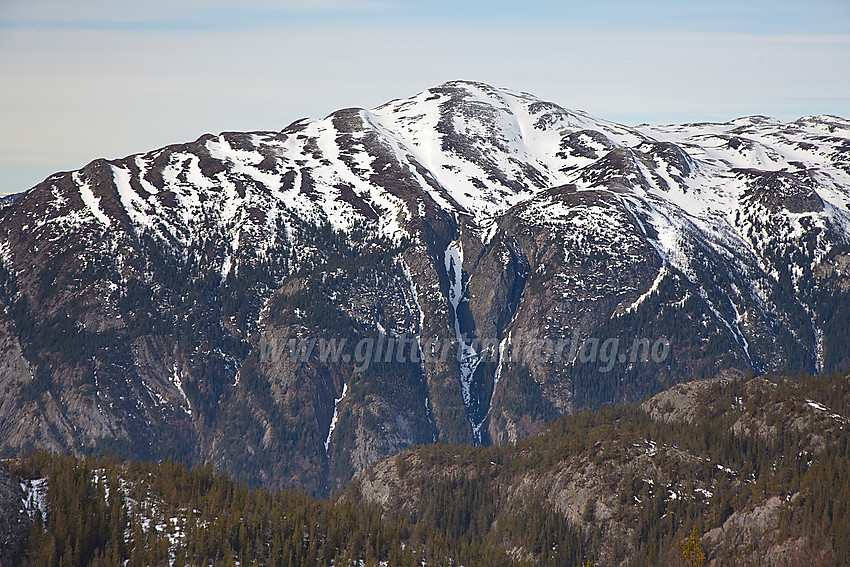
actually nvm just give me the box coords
[1,80,849,495]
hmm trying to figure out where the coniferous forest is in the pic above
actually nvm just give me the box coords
[6,370,849,566]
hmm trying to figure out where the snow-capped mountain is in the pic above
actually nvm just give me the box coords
[1,80,848,495]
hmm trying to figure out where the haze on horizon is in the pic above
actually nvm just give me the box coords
[1,0,849,195]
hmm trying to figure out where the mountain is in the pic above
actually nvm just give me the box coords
[5,370,850,566]
[353,369,850,566]
[1,80,849,495]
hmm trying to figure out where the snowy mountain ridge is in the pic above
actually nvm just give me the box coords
[49,81,850,281]
[1,80,849,495]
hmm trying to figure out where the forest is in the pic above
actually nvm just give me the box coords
[6,369,849,566]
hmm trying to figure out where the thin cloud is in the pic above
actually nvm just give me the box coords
[0,0,389,31]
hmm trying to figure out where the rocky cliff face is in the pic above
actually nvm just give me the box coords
[1,80,849,495]
[0,462,32,567]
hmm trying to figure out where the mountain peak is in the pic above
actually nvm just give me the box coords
[0,83,849,496]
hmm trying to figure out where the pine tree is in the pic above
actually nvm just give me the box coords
[681,526,705,567]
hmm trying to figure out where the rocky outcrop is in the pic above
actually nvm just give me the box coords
[354,371,850,566]
[0,463,30,567]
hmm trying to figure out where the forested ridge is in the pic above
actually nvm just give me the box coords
[6,370,849,566]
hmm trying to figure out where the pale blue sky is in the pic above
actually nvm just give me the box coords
[2,0,849,194]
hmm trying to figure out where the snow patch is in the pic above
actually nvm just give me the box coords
[20,477,48,521]
[170,365,192,418]
[695,487,714,499]
[112,165,154,230]
[444,239,479,407]
[325,383,348,452]
[74,172,111,227]
[627,263,668,313]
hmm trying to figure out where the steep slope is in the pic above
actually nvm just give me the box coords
[0,462,32,567]
[356,370,850,566]
[1,80,849,495]
[5,370,848,566]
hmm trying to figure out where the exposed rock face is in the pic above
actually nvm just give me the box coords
[703,495,785,564]
[0,463,30,567]
[641,370,744,424]
[1,81,849,495]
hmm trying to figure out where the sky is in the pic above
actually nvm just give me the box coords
[1,0,849,195]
